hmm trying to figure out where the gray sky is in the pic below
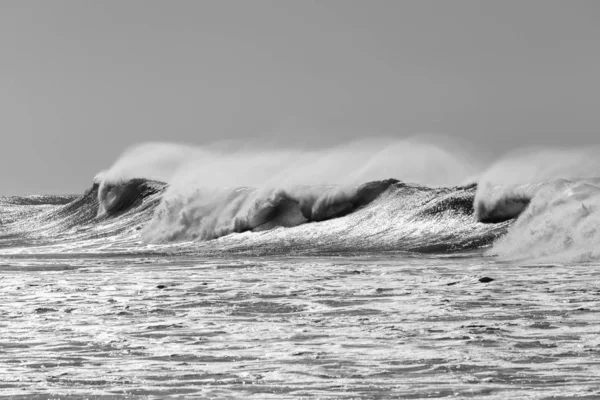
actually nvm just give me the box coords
[2,0,600,194]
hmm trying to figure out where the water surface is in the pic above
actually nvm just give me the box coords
[1,254,599,399]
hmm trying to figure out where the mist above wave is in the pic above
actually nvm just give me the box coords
[98,138,481,188]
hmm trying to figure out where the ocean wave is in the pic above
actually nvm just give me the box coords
[6,142,600,261]
[476,178,600,262]
[61,139,497,253]
[0,176,506,254]
[0,180,163,249]
[474,147,600,262]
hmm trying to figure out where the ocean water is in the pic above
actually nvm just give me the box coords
[2,253,600,399]
[3,143,600,398]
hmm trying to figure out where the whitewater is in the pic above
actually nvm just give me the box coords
[2,140,600,399]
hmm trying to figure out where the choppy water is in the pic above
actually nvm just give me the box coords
[2,253,599,399]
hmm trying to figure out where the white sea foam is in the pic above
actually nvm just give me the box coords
[475,147,600,262]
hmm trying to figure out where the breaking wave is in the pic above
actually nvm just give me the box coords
[90,138,492,251]
[0,176,506,255]
[3,140,600,262]
[0,179,163,250]
[140,179,397,242]
[475,147,600,262]
[0,138,500,254]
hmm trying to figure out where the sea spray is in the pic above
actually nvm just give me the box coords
[98,137,482,188]
[475,147,600,261]
[98,137,482,242]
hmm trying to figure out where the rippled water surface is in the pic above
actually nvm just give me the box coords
[1,253,600,399]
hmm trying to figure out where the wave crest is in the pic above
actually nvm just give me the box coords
[140,179,399,242]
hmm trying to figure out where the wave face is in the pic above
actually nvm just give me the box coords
[0,177,507,255]
[0,180,164,251]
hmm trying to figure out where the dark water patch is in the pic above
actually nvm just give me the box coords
[341,342,389,349]
[462,324,507,334]
[282,357,342,367]
[229,301,306,316]
[514,340,559,349]
[560,320,591,328]
[434,363,511,374]
[229,384,299,395]
[145,354,256,363]
[191,330,228,338]
[0,341,31,349]
[143,372,246,382]
[503,331,581,341]
[145,307,179,316]
[391,387,500,399]
[319,308,384,317]
[553,351,586,358]
[572,307,595,312]
[384,364,436,373]
[28,357,85,368]
[257,291,304,299]
[512,356,559,364]
[34,307,58,314]
[465,338,503,347]
[132,330,223,340]
[171,300,228,309]
[0,264,80,271]
[427,335,472,342]
[145,323,185,330]
[316,299,374,308]
[111,387,200,396]
[213,263,266,270]
[46,378,120,386]
[289,333,331,342]
[529,322,559,330]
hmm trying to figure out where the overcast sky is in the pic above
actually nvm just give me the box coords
[2,0,600,194]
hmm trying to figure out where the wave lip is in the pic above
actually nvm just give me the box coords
[98,178,165,217]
